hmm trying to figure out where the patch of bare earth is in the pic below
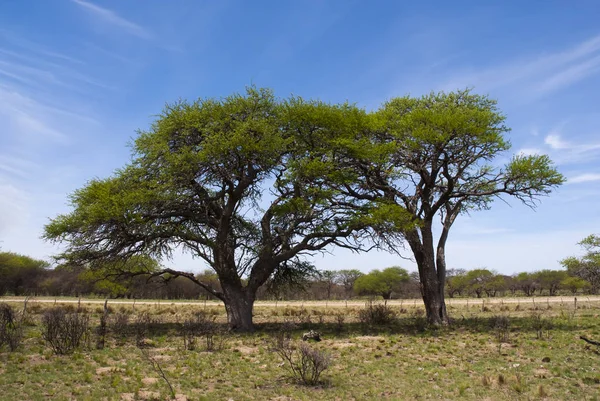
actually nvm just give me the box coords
[141,377,159,385]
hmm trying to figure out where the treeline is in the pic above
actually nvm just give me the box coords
[1,250,597,300]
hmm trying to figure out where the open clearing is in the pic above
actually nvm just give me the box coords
[1,297,600,400]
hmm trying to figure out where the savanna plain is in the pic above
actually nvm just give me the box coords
[1,297,600,401]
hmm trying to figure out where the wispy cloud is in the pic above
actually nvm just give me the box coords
[517,148,543,156]
[568,173,600,184]
[71,0,151,39]
[439,34,600,98]
[544,133,570,150]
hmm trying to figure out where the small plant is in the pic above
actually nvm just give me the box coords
[134,312,152,347]
[334,313,345,333]
[95,300,109,350]
[531,313,552,339]
[139,347,176,399]
[180,312,224,352]
[275,339,332,385]
[41,307,90,355]
[358,301,397,326]
[491,315,510,345]
[0,303,23,352]
[110,312,130,342]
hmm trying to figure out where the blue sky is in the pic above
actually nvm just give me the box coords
[1,0,600,275]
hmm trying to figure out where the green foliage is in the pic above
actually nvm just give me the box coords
[0,252,49,295]
[561,235,600,293]
[353,266,409,299]
[534,270,568,296]
[560,276,590,295]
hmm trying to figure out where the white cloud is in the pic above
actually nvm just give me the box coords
[544,133,570,150]
[568,173,600,184]
[439,33,600,98]
[71,0,152,39]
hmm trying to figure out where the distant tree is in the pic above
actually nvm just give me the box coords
[445,269,468,298]
[353,266,409,299]
[0,252,49,296]
[534,270,568,296]
[319,270,339,300]
[464,269,494,298]
[484,274,508,297]
[560,276,591,295]
[337,269,364,299]
[515,272,538,296]
[561,235,600,294]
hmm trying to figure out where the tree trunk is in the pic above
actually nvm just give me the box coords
[407,227,449,326]
[222,283,255,332]
[418,244,448,325]
[420,265,447,326]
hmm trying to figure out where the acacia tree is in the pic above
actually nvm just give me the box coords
[337,269,364,298]
[44,89,405,331]
[317,90,564,324]
[353,266,409,299]
[561,235,600,294]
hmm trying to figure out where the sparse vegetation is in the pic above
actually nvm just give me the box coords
[41,307,90,355]
[0,297,599,400]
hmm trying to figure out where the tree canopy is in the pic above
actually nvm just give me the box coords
[353,266,410,299]
[561,234,600,294]
[43,88,409,331]
[308,90,564,323]
[44,87,564,328]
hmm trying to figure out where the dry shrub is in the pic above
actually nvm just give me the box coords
[41,307,89,355]
[359,302,397,326]
[491,315,511,343]
[110,312,130,343]
[180,312,224,351]
[0,303,23,351]
[275,339,331,385]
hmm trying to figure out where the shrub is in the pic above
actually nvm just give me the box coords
[531,312,552,339]
[358,302,397,326]
[491,315,511,343]
[0,303,23,352]
[41,308,89,355]
[110,312,130,342]
[179,312,224,351]
[275,340,332,385]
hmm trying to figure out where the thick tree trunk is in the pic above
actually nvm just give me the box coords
[222,283,255,332]
[408,227,449,326]
[419,258,448,326]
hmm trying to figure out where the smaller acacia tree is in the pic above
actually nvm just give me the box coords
[316,90,564,324]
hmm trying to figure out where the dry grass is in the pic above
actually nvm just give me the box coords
[1,297,600,400]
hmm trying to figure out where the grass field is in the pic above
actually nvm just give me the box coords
[1,297,600,400]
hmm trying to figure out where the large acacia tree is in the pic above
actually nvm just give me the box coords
[311,90,564,325]
[44,88,406,331]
